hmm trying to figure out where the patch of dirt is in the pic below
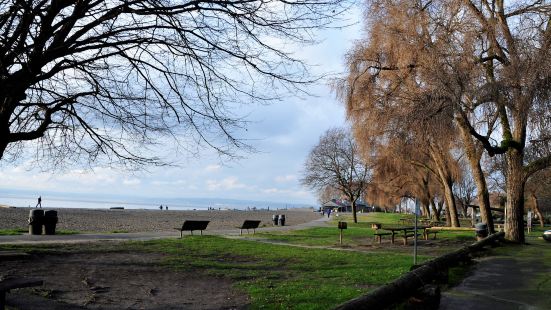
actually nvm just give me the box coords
[3,252,249,309]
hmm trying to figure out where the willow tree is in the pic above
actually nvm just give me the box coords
[301,127,372,223]
[340,29,463,228]
[370,135,448,221]
[342,0,551,242]
[0,0,351,168]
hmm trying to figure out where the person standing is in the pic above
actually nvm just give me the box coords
[327,209,331,218]
[36,196,42,208]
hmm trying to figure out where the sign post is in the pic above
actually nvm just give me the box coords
[527,211,532,234]
[338,221,347,245]
[413,199,419,266]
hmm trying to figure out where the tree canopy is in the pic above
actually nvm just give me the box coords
[341,0,551,242]
[0,0,351,168]
[301,127,372,223]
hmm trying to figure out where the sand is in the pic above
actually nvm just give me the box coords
[0,206,320,233]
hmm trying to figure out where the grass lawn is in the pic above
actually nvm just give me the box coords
[252,213,478,257]
[0,228,80,235]
[1,236,417,309]
[0,212,511,309]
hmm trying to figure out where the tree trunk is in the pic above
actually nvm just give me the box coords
[421,202,430,219]
[351,198,358,223]
[456,119,495,233]
[443,180,460,227]
[429,144,459,227]
[529,192,545,228]
[437,199,444,221]
[430,199,439,221]
[505,149,525,243]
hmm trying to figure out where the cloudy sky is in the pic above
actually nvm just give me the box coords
[0,7,363,206]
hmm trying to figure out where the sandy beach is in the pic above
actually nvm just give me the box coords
[0,206,320,233]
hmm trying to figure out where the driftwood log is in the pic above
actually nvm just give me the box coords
[334,232,505,310]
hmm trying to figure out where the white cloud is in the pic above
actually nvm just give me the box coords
[123,178,141,186]
[275,175,297,183]
[206,177,248,191]
[205,164,222,172]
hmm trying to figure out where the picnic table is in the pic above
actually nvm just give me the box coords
[381,226,431,245]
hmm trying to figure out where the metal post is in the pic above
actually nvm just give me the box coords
[339,229,343,245]
[413,198,419,266]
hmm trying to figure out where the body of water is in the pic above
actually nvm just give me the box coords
[0,190,309,211]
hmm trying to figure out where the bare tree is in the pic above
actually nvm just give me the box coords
[0,0,352,168]
[301,127,372,223]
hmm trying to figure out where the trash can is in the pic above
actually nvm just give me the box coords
[278,214,286,226]
[272,214,279,226]
[43,210,58,235]
[543,230,551,242]
[475,223,488,240]
[28,209,44,235]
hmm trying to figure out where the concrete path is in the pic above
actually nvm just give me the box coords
[440,255,551,309]
[0,215,331,245]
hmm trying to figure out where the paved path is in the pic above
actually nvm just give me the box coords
[0,215,331,245]
[440,252,551,309]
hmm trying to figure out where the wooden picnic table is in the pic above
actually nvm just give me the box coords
[382,226,431,245]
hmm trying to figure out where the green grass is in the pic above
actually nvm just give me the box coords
[0,235,418,309]
[0,212,492,309]
[136,236,416,309]
[252,213,478,257]
[0,228,28,235]
[0,228,80,235]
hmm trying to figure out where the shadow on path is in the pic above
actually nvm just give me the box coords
[440,255,551,309]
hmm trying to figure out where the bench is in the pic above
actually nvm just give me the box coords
[0,276,43,310]
[403,232,422,245]
[373,230,393,244]
[424,230,439,240]
[239,220,261,235]
[174,220,210,238]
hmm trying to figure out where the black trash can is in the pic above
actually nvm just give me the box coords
[475,223,488,240]
[28,209,44,235]
[43,210,58,235]
[272,214,279,226]
[278,214,286,226]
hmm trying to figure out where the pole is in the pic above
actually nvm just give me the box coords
[413,198,419,266]
[339,229,343,245]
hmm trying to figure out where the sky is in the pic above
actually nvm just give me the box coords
[0,6,363,207]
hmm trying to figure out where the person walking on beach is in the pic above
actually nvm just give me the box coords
[36,196,42,208]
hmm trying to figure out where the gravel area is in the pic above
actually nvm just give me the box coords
[0,206,320,233]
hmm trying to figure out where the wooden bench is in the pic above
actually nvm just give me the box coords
[239,220,261,235]
[424,230,439,240]
[174,220,210,238]
[373,230,393,244]
[403,231,422,245]
[0,277,43,310]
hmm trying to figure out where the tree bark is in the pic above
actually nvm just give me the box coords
[443,180,460,227]
[457,117,494,232]
[505,149,525,243]
[429,199,439,221]
[529,192,545,228]
[351,198,358,223]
